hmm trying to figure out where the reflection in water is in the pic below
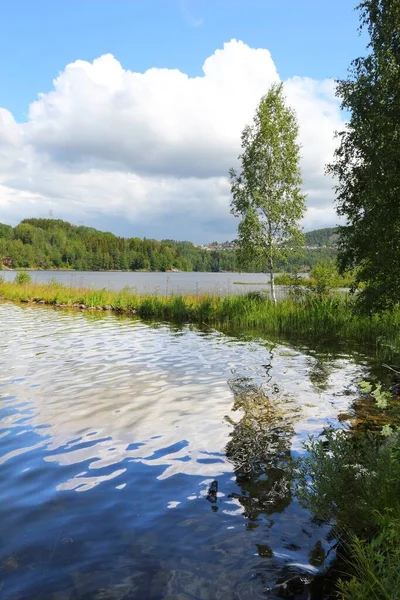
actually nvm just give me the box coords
[307,358,334,394]
[226,379,294,520]
[0,303,367,599]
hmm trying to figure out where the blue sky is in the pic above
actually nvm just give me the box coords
[1,0,365,119]
[0,1,367,241]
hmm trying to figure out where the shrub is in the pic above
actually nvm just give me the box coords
[297,430,400,536]
[297,429,400,597]
[15,271,32,285]
[309,260,337,297]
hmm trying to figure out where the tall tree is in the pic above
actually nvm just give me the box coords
[327,0,400,311]
[230,84,305,302]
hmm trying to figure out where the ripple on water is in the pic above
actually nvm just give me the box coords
[0,303,366,599]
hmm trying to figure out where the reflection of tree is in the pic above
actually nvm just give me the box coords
[308,356,332,393]
[225,378,295,520]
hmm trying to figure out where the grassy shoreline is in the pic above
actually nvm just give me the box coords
[1,279,399,360]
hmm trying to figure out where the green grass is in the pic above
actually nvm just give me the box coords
[337,523,400,600]
[1,279,400,360]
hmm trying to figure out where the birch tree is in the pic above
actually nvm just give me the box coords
[230,83,305,302]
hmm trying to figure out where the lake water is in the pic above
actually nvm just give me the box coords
[1,271,283,296]
[0,303,368,599]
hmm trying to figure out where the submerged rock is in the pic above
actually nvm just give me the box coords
[391,382,400,396]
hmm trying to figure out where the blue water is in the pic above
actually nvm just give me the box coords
[0,303,366,599]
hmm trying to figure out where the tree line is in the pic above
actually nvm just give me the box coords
[0,218,336,273]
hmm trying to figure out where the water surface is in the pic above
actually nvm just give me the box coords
[1,270,282,296]
[0,303,367,599]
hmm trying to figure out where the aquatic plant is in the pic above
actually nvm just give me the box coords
[359,380,391,409]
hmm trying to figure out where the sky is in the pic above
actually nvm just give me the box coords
[0,0,368,243]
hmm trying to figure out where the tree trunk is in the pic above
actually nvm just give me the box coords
[269,259,276,304]
[267,223,276,304]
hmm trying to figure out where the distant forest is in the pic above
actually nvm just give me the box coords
[303,227,338,247]
[0,219,337,272]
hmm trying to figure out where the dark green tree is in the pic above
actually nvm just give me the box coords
[327,0,400,311]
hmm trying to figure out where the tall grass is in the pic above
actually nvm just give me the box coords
[1,279,399,359]
[337,524,400,600]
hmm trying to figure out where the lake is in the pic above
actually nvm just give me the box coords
[1,271,285,296]
[0,302,370,599]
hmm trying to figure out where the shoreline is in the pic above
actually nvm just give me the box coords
[0,280,399,361]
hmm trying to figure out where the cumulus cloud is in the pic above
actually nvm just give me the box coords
[0,40,343,241]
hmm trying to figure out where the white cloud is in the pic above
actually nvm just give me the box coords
[0,40,343,241]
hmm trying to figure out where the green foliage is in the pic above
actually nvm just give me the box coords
[298,430,400,537]
[273,273,299,286]
[274,262,356,291]
[14,271,32,285]
[381,424,400,438]
[337,517,400,600]
[298,426,400,598]
[309,260,338,297]
[0,218,237,273]
[371,384,391,409]
[304,227,338,248]
[327,0,400,311]
[230,83,305,301]
[359,380,373,393]
[0,218,339,273]
[0,223,13,240]
[359,380,391,409]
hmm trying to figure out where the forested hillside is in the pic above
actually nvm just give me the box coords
[0,219,336,272]
[304,227,338,247]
